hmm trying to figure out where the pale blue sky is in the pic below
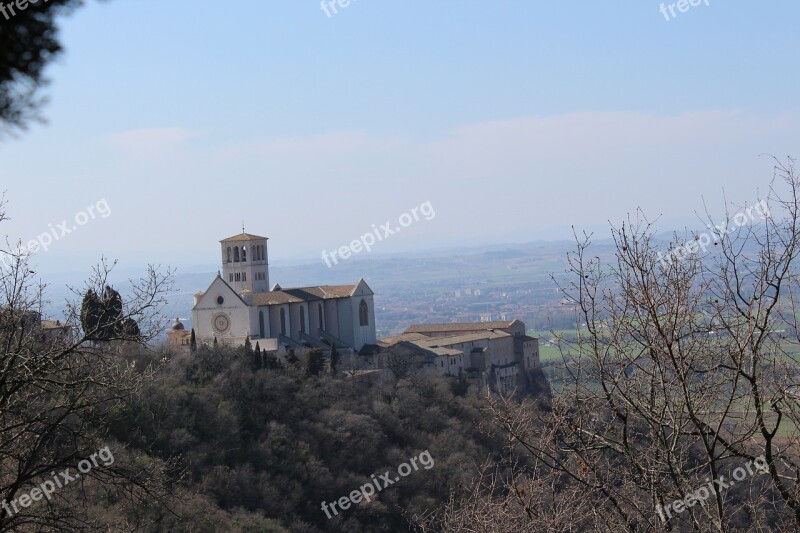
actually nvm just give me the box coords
[2,0,800,273]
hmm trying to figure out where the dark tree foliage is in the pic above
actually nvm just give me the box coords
[119,316,139,337]
[305,348,324,377]
[329,344,340,374]
[285,348,299,366]
[113,344,502,531]
[80,284,138,341]
[0,0,91,134]
[449,374,469,397]
[190,328,197,352]
[80,289,99,330]
[262,351,281,370]
[244,335,252,353]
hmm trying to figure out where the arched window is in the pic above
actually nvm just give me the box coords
[234,246,240,262]
[259,310,265,338]
[300,306,306,334]
[242,246,247,262]
[318,303,325,331]
[227,247,231,263]
[359,299,369,326]
[280,308,286,336]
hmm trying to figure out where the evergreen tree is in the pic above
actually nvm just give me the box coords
[330,344,340,374]
[305,348,324,377]
[80,284,138,341]
[244,335,252,353]
[190,329,197,352]
[264,352,280,369]
[80,289,101,337]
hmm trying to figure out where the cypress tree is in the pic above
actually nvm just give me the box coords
[330,344,340,374]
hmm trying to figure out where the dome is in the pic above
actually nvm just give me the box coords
[172,318,185,331]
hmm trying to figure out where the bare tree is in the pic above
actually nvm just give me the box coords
[422,158,800,532]
[0,200,178,531]
[386,345,414,381]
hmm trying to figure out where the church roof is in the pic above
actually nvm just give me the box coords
[429,346,465,357]
[377,339,462,359]
[220,232,269,243]
[415,330,512,346]
[377,332,431,347]
[250,291,305,305]
[378,330,509,351]
[405,320,523,334]
[378,330,510,357]
[287,285,358,299]
[249,284,358,306]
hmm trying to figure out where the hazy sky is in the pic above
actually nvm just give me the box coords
[2,0,799,274]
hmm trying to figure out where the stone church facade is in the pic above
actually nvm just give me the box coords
[191,232,377,353]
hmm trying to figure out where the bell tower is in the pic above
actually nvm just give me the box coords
[220,232,269,294]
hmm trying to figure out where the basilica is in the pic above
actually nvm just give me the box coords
[190,232,377,353]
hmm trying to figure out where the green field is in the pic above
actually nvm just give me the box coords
[539,343,565,362]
